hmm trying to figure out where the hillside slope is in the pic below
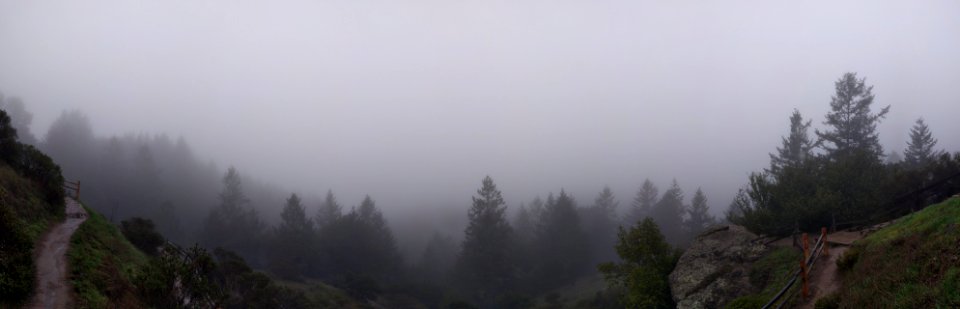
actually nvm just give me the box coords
[825,196,960,308]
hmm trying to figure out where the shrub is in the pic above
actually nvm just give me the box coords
[120,218,165,256]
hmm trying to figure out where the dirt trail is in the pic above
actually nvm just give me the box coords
[797,245,848,309]
[28,198,87,309]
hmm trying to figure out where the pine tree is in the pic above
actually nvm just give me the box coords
[417,231,458,284]
[269,193,316,279]
[816,72,890,160]
[582,186,620,265]
[513,203,535,243]
[315,190,342,227]
[651,180,686,246]
[201,167,264,261]
[903,118,941,169]
[456,176,514,304]
[534,189,589,290]
[627,179,658,226]
[769,109,816,177]
[598,218,679,309]
[683,188,716,239]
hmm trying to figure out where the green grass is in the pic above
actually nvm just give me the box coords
[725,247,802,309]
[835,197,960,308]
[67,204,148,308]
[0,164,64,306]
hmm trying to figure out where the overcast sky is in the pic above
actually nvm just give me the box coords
[1,0,959,221]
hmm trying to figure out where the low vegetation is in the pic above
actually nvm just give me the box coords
[67,204,148,308]
[0,109,65,306]
[832,197,960,308]
[725,247,801,309]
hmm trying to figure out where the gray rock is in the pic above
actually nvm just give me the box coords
[669,225,769,309]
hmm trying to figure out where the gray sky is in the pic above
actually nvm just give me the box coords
[2,0,959,224]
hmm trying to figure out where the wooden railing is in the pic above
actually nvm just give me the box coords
[761,227,829,309]
[63,180,80,200]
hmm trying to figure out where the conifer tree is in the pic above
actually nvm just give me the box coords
[598,218,679,309]
[816,72,890,159]
[627,179,658,226]
[903,118,941,169]
[201,167,264,261]
[769,109,816,176]
[651,180,686,246]
[582,186,620,265]
[269,193,315,279]
[683,188,716,238]
[315,189,342,227]
[456,176,514,304]
[534,189,589,290]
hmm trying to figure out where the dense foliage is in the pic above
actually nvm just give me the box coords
[598,218,680,309]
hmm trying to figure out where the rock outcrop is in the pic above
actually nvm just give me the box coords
[669,225,768,309]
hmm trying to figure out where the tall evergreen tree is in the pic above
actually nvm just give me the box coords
[683,188,716,239]
[269,193,316,280]
[456,176,514,305]
[201,167,264,262]
[903,118,941,169]
[816,72,890,159]
[582,186,620,265]
[417,231,458,284]
[513,203,535,243]
[534,189,589,290]
[598,218,679,309]
[651,180,686,246]
[769,109,817,177]
[315,189,342,227]
[627,179,659,226]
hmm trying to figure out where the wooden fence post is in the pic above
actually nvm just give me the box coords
[822,227,829,257]
[76,180,81,200]
[801,233,809,299]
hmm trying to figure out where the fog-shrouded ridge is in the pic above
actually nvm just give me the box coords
[2,0,960,307]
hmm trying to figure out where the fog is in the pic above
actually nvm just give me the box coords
[3,0,960,255]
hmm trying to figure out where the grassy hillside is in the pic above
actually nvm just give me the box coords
[826,197,960,308]
[67,204,148,308]
[0,164,64,306]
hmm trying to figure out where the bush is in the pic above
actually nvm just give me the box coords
[835,247,860,273]
[0,204,35,304]
[724,295,766,309]
[120,218,165,256]
[814,292,840,309]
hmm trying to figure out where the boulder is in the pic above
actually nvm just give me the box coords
[669,225,768,309]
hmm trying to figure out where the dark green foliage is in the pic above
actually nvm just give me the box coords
[816,72,890,159]
[684,188,716,238]
[0,94,37,145]
[651,180,687,246]
[315,189,342,228]
[903,118,941,169]
[534,190,590,290]
[318,195,402,281]
[0,110,19,164]
[581,186,620,267]
[268,193,316,280]
[69,204,148,308]
[724,295,767,309]
[456,175,515,305]
[139,244,223,308]
[120,217,165,256]
[417,231,458,284]
[201,167,264,262]
[598,218,680,309]
[625,179,658,226]
[768,109,816,177]
[18,144,66,206]
[0,201,35,304]
[814,292,840,309]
